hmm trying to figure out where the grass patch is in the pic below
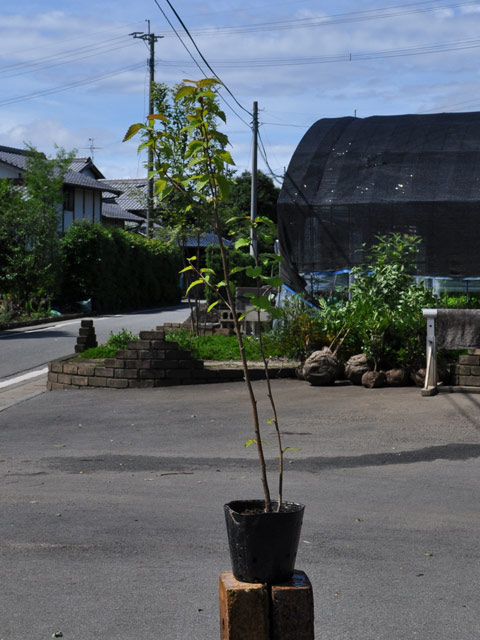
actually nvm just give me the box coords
[165,328,283,361]
[79,328,139,359]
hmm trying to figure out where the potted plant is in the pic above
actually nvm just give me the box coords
[124,78,304,584]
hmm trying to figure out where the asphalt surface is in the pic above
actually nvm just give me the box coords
[1,380,480,639]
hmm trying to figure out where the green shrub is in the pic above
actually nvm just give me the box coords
[59,222,182,312]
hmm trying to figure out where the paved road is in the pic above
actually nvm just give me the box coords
[0,304,191,380]
[1,380,479,639]
[0,304,191,412]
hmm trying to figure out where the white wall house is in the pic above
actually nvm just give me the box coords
[0,146,120,232]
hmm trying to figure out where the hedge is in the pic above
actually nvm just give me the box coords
[59,222,182,312]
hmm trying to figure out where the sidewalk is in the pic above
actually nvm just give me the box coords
[1,380,479,639]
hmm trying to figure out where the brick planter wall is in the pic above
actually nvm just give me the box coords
[48,326,247,390]
[453,349,480,387]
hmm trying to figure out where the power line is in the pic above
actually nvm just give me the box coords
[0,63,145,107]
[257,129,284,185]
[0,35,130,73]
[155,35,480,69]
[151,0,252,127]
[159,0,252,117]
[0,40,139,80]
[156,0,480,38]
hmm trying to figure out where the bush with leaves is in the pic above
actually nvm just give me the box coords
[59,221,182,312]
[0,146,73,307]
[342,233,436,370]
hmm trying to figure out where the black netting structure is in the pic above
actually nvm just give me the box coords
[277,112,480,292]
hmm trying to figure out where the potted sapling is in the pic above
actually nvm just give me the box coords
[124,78,304,583]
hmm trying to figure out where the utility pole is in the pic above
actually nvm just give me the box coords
[250,101,258,258]
[130,21,163,238]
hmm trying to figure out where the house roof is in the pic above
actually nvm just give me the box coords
[69,157,105,179]
[99,178,148,212]
[102,202,144,222]
[0,145,32,171]
[64,170,120,194]
[0,144,119,194]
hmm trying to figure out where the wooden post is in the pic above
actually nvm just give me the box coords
[219,570,314,640]
[219,571,270,640]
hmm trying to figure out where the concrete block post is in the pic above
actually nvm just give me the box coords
[219,570,314,640]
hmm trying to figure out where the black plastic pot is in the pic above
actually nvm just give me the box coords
[224,500,305,584]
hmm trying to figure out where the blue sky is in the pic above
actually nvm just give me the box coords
[2,0,480,183]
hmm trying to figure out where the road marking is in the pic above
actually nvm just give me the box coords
[0,367,49,389]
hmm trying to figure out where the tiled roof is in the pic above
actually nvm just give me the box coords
[102,202,144,221]
[63,170,120,194]
[99,178,148,212]
[0,146,33,171]
[69,157,105,179]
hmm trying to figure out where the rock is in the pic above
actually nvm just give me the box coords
[385,368,409,386]
[303,347,340,386]
[361,370,386,388]
[345,354,372,385]
[411,368,426,387]
[295,365,305,380]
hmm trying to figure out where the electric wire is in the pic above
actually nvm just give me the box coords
[153,35,480,69]
[151,0,252,128]
[159,0,252,118]
[0,63,145,107]
[157,0,480,38]
[257,129,284,185]
[0,35,131,73]
[0,41,139,80]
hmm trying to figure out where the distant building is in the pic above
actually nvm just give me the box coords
[278,112,480,295]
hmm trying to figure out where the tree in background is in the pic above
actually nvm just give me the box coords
[148,82,232,331]
[221,170,280,253]
[0,146,73,308]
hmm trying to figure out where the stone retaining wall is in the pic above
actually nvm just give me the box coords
[453,349,480,387]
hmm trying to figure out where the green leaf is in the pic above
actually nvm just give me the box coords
[250,295,273,311]
[219,150,235,165]
[186,279,204,294]
[246,265,263,278]
[261,276,283,287]
[245,439,269,447]
[123,123,143,141]
[234,238,250,250]
[195,176,211,192]
[179,265,194,274]
[200,267,215,275]
[154,178,168,194]
[216,174,231,200]
[230,266,247,275]
[175,85,196,101]
[187,255,197,262]
[207,300,220,312]
[147,113,170,122]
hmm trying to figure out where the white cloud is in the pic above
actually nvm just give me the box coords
[2,1,480,178]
